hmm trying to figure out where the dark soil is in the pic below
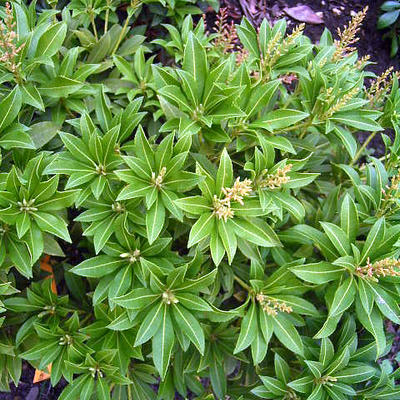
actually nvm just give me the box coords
[2,1,400,399]
[0,363,67,400]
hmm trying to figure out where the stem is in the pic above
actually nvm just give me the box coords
[351,131,378,166]
[80,314,92,326]
[51,4,57,23]
[104,0,110,33]
[275,121,308,134]
[127,371,133,400]
[127,384,132,400]
[90,12,98,41]
[299,119,312,139]
[234,275,252,292]
[111,11,133,56]
[359,154,387,170]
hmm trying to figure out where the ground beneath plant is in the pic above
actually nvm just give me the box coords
[1,1,400,399]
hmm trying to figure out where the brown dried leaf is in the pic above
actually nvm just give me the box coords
[284,5,324,24]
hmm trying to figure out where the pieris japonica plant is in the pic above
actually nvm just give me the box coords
[1,2,400,399]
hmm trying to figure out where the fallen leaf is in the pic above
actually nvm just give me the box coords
[284,5,324,24]
[33,256,56,384]
[33,364,52,383]
[40,255,57,294]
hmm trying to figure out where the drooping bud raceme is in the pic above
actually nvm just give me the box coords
[365,67,400,105]
[0,2,24,80]
[222,177,252,205]
[260,164,292,189]
[213,195,234,222]
[356,257,400,282]
[213,177,253,222]
[377,171,400,217]
[332,6,368,60]
[256,293,293,316]
[324,86,360,118]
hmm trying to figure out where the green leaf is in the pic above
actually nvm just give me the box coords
[176,293,212,312]
[96,86,112,132]
[183,32,208,97]
[320,222,351,256]
[251,109,309,132]
[113,288,160,310]
[71,256,124,278]
[29,121,60,149]
[356,299,386,358]
[96,378,111,400]
[232,218,281,247]
[272,313,304,356]
[290,262,344,284]
[153,304,174,380]
[39,76,83,98]
[234,302,257,353]
[328,276,356,318]
[135,301,164,346]
[378,10,400,29]
[365,280,400,324]
[245,80,280,118]
[0,86,22,132]
[284,172,319,189]
[172,303,205,354]
[20,83,45,111]
[331,112,383,131]
[36,22,67,57]
[32,212,71,242]
[333,127,357,158]
[236,18,259,58]
[216,148,233,196]
[146,195,165,245]
[175,196,212,215]
[319,337,335,367]
[188,212,214,247]
[304,360,323,378]
[218,219,237,264]
[174,269,217,293]
[8,240,32,278]
[340,194,358,243]
[59,375,91,400]
[334,365,376,384]
[361,218,385,264]
[259,376,287,396]
[0,129,35,150]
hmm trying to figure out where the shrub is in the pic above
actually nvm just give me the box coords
[1,2,400,399]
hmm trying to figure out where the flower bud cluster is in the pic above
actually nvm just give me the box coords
[0,3,24,76]
[260,164,292,189]
[151,167,167,189]
[356,257,400,281]
[214,177,252,222]
[256,293,293,316]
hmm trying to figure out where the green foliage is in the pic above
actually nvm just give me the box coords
[378,1,400,56]
[1,1,400,399]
